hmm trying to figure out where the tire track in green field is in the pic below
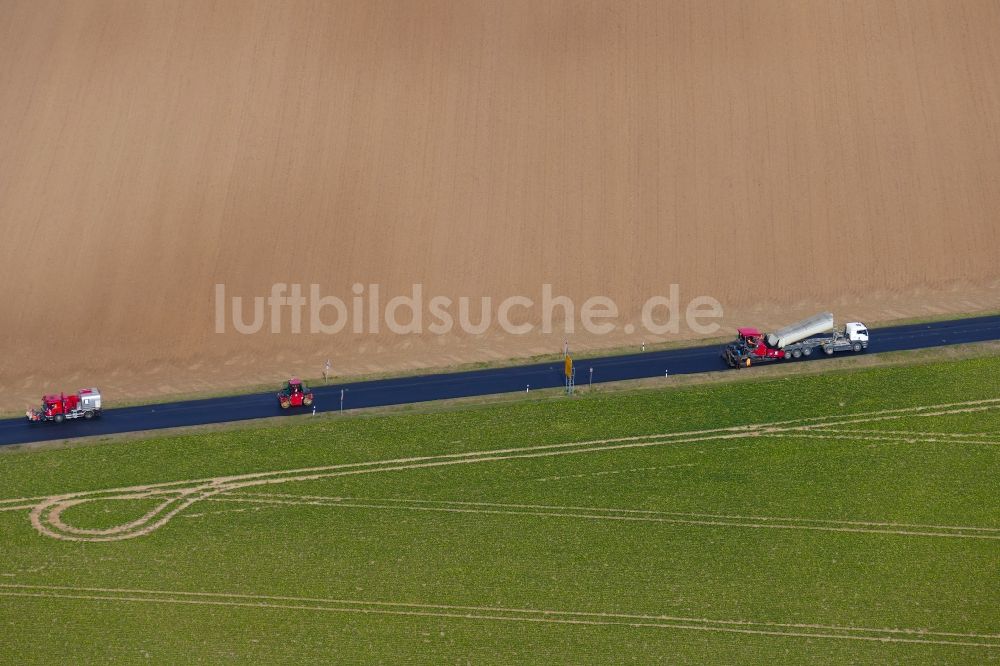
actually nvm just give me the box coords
[3,398,997,542]
[1,584,998,648]
[202,492,1000,540]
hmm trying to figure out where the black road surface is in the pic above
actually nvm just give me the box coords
[2,315,998,446]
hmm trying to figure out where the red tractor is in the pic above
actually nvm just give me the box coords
[27,388,103,423]
[278,378,314,409]
[722,327,786,367]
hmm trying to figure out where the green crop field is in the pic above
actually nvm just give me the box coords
[1,357,998,664]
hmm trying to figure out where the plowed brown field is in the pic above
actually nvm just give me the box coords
[2,0,998,411]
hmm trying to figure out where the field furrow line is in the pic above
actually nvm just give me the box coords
[1,585,997,646]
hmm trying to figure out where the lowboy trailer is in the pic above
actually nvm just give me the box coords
[723,313,869,368]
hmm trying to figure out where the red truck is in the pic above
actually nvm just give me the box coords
[26,388,103,423]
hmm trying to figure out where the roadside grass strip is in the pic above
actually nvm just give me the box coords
[1,584,998,648]
[3,398,997,542]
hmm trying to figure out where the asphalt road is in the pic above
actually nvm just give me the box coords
[2,315,998,446]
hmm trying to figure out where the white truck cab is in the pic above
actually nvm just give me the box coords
[845,322,869,342]
[79,388,102,412]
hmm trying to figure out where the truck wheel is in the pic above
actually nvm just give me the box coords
[803,348,812,357]
[280,400,290,410]
[84,411,94,420]
[792,349,802,359]
[54,414,65,424]
[303,396,313,406]
[852,342,862,352]
[824,346,834,356]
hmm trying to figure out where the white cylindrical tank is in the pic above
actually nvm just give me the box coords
[766,312,834,348]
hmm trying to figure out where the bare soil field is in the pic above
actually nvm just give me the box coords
[1,0,998,412]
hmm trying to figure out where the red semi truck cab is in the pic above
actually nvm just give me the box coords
[27,388,102,423]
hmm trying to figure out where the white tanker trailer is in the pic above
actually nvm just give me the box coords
[723,313,869,368]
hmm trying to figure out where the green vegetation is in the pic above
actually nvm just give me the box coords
[1,356,998,663]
